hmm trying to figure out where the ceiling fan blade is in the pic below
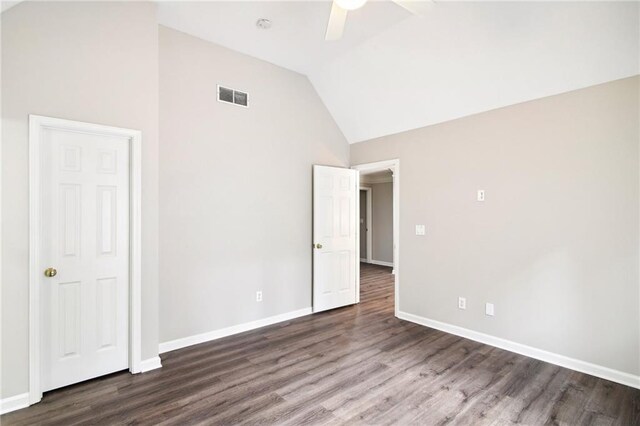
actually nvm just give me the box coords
[391,0,433,16]
[325,2,348,41]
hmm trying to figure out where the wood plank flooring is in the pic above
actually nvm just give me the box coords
[3,263,639,425]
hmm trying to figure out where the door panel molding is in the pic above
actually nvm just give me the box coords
[29,115,144,405]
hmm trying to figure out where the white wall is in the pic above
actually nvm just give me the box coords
[1,1,160,399]
[159,27,349,346]
[351,76,640,377]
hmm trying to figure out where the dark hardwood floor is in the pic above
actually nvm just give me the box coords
[3,263,639,425]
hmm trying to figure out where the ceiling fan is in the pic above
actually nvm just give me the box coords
[325,0,432,41]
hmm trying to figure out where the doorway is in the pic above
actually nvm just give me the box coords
[359,186,372,263]
[29,115,143,405]
[360,172,394,269]
[352,159,399,315]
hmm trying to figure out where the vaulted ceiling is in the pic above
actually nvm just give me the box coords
[3,1,637,142]
[159,1,639,143]
[0,1,590,142]
[310,1,640,143]
[158,0,412,75]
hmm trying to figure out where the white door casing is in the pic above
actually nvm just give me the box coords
[29,115,143,404]
[313,165,358,313]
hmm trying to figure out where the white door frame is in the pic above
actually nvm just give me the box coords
[28,115,143,405]
[359,186,372,264]
[352,159,400,316]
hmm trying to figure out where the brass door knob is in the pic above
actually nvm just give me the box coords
[315,243,323,249]
[44,267,57,278]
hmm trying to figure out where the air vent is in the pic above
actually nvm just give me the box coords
[217,85,249,108]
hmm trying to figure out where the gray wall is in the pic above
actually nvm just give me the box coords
[370,182,393,264]
[360,191,368,259]
[351,76,640,375]
[1,1,160,398]
[159,27,349,344]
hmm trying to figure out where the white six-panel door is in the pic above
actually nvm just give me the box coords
[313,165,358,313]
[40,126,130,392]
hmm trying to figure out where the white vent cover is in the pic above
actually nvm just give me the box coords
[217,85,248,108]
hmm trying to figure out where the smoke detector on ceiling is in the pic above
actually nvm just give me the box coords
[256,18,272,30]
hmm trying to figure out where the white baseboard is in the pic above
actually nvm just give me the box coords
[159,307,313,354]
[369,259,394,268]
[397,311,640,389]
[360,258,367,262]
[139,356,162,373]
[0,393,29,415]
[1,358,162,415]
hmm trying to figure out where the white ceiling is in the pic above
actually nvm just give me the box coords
[5,1,635,143]
[312,1,640,143]
[361,170,392,178]
[361,170,393,184]
[157,1,412,75]
[158,1,639,143]
[1,0,21,13]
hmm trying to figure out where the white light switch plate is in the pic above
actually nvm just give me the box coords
[485,302,494,316]
[477,190,485,201]
[415,225,426,236]
[458,297,466,310]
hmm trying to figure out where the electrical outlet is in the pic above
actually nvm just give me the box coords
[256,291,263,302]
[458,297,466,310]
[485,302,494,316]
[415,225,426,236]
[477,190,485,202]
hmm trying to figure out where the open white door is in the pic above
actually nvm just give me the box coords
[313,165,359,313]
